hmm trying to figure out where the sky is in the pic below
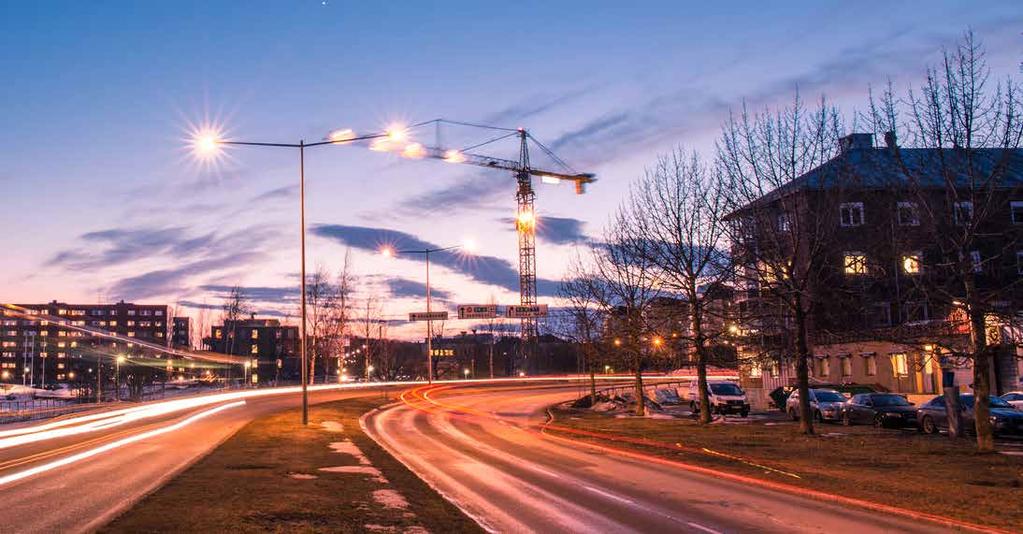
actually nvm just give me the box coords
[1,1,1021,338]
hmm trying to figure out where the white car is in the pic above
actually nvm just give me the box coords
[1001,391,1023,410]
[689,380,750,417]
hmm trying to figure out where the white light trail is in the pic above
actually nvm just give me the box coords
[0,401,246,487]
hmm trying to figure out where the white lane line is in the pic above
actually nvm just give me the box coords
[582,484,636,505]
[0,400,246,487]
[687,521,724,534]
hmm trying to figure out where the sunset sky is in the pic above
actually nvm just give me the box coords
[2,1,1021,338]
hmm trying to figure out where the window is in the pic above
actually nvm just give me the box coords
[840,356,853,378]
[90,310,104,316]
[250,344,259,354]
[843,252,868,275]
[953,201,973,225]
[871,302,892,327]
[890,353,909,377]
[749,365,762,378]
[840,202,865,227]
[901,300,929,322]
[127,310,136,316]
[897,201,920,226]
[902,252,921,274]
[769,363,780,378]
[1012,201,1023,224]
[155,310,164,316]
[818,357,830,378]
[777,213,791,232]
[863,353,877,376]
[251,329,259,339]
[970,250,982,273]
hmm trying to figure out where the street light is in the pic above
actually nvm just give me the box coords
[115,354,126,402]
[191,127,387,426]
[381,240,474,383]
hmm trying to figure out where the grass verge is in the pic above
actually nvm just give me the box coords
[103,396,483,533]
[547,405,1023,530]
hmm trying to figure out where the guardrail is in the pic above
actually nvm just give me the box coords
[584,377,694,402]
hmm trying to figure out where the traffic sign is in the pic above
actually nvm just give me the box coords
[505,304,549,318]
[409,311,449,322]
[457,304,498,320]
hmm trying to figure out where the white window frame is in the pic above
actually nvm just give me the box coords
[862,353,877,376]
[897,201,920,226]
[839,202,865,227]
[953,201,973,225]
[1012,201,1023,224]
[970,250,982,273]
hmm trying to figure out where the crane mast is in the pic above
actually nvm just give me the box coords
[515,129,539,340]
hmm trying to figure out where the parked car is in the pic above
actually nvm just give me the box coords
[689,380,750,417]
[841,393,917,428]
[785,388,847,423]
[768,383,880,412]
[917,394,1023,436]
[1001,391,1023,410]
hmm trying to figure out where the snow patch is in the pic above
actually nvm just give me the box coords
[287,472,318,480]
[329,440,371,465]
[319,465,388,483]
[372,489,410,510]
[320,420,345,433]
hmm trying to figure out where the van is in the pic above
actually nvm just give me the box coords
[689,380,750,417]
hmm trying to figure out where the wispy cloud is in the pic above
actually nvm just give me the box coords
[310,224,561,296]
[107,252,264,300]
[384,277,451,300]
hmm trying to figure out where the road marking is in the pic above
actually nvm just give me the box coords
[687,521,724,534]
[0,401,245,487]
[582,484,635,505]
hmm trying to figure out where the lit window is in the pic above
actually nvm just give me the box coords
[902,252,921,274]
[862,353,877,376]
[843,252,868,275]
[127,331,136,337]
[897,201,920,226]
[251,329,259,339]
[839,202,865,227]
[749,365,762,378]
[1012,201,1023,224]
[250,344,259,354]
[840,356,852,377]
[109,321,117,327]
[890,353,909,377]
[818,357,830,377]
[953,201,973,225]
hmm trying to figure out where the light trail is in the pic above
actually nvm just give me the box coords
[0,401,246,488]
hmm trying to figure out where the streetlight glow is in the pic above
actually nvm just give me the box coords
[401,142,425,159]
[380,246,394,258]
[191,127,223,159]
[328,128,356,144]
[462,237,477,253]
[444,149,466,163]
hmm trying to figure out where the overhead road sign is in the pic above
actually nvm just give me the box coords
[506,304,548,318]
[410,311,449,322]
[457,305,498,320]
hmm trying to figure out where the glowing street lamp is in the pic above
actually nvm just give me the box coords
[115,354,126,402]
[189,126,387,426]
[463,368,470,379]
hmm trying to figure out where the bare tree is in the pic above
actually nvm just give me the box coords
[221,286,251,354]
[559,256,607,404]
[718,94,844,434]
[305,250,356,384]
[621,149,732,424]
[360,296,379,380]
[579,212,664,415]
[862,32,1023,451]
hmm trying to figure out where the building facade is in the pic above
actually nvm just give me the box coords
[208,317,299,384]
[171,316,191,349]
[1,300,168,386]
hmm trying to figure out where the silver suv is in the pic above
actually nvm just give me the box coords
[786,388,847,423]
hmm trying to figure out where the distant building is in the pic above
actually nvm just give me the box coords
[1,300,168,385]
[207,316,299,384]
[171,317,191,349]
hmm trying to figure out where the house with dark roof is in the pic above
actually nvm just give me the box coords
[729,132,1023,397]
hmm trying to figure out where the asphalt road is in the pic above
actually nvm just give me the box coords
[363,382,959,534]
[0,384,399,534]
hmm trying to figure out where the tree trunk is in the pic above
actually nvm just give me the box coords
[589,356,597,404]
[794,302,815,435]
[943,386,963,439]
[968,305,995,452]
[634,352,645,416]
[693,309,712,424]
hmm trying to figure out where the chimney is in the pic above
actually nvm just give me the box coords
[839,133,874,153]
[883,130,898,148]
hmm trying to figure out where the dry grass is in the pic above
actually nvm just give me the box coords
[549,407,1023,530]
[103,397,483,533]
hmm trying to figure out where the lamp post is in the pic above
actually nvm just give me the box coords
[193,128,388,425]
[115,354,126,402]
[381,243,472,383]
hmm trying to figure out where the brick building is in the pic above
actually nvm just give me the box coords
[1,300,168,386]
[207,316,299,384]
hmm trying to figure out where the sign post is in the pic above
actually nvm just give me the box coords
[505,304,549,319]
[457,305,498,320]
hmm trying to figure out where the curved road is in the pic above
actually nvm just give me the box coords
[364,383,962,534]
[0,384,401,533]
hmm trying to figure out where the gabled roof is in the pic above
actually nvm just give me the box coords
[727,144,1023,219]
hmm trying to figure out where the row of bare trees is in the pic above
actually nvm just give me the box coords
[561,32,1023,451]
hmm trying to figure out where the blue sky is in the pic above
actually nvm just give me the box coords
[2,1,1021,336]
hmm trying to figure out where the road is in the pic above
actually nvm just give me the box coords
[0,384,399,533]
[363,382,962,534]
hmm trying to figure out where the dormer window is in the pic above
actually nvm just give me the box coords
[839,202,864,227]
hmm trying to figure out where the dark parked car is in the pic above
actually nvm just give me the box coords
[841,393,917,428]
[785,388,847,423]
[917,394,1023,436]
[768,384,880,412]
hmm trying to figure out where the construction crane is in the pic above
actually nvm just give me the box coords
[344,119,596,340]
